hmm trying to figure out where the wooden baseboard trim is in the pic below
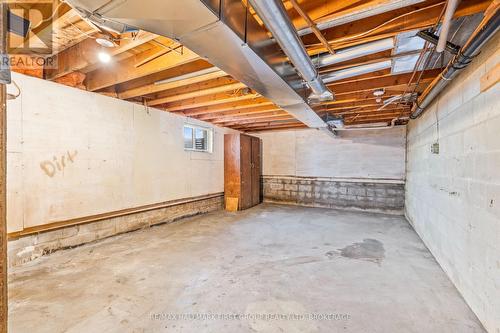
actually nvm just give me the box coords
[8,192,224,240]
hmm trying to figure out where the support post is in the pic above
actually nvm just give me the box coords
[0,1,8,332]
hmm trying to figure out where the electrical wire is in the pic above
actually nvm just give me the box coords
[305,2,446,49]
[394,2,448,119]
[8,80,21,100]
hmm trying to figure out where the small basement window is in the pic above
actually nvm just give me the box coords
[183,125,213,152]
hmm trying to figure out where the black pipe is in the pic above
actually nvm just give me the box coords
[411,8,500,119]
[416,30,460,55]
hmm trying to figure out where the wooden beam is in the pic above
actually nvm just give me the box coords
[315,93,419,109]
[338,108,411,117]
[148,81,246,106]
[165,92,260,112]
[221,115,295,126]
[195,105,282,120]
[183,99,275,116]
[287,0,419,32]
[346,117,410,125]
[85,45,200,91]
[45,31,157,80]
[120,70,227,99]
[242,123,307,132]
[283,0,382,31]
[0,4,7,332]
[345,111,411,121]
[321,101,411,112]
[327,69,441,95]
[303,0,490,54]
[134,40,180,67]
[318,100,399,111]
[146,76,240,101]
[232,119,302,129]
[116,60,218,99]
[211,110,288,123]
[319,50,424,75]
[288,0,335,54]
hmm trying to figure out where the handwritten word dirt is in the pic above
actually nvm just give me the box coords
[40,150,78,177]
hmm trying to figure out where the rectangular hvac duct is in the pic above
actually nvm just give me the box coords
[66,0,328,128]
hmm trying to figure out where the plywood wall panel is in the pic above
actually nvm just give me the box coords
[5,73,237,232]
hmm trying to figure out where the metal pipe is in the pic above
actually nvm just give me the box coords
[436,0,459,53]
[313,38,394,69]
[411,6,500,119]
[248,0,334,102]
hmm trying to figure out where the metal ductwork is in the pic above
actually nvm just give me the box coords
[247,0,334,102]
[411,6,500,119]
[313,38,394,69]
[66,0,328,128]
[321,60,392,84]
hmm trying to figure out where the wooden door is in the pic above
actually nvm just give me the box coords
[251,137,261,206]
[224,134,241,211]
[240,135,253,209]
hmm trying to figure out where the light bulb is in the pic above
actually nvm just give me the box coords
[98,52,111,63]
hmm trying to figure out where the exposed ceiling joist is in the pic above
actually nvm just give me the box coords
[148,81,246,107]
[45,31,158,80]
[85,46,200,91]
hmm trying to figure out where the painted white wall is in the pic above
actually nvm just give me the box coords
[256,127,406,180]
[406,34,500,332]
[6,73,237,233]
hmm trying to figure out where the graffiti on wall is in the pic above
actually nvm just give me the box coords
[40,150,78,177]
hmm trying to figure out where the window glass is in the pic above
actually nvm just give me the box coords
[183,126,193,149]
[195,128,208,151]
[184,125,212,152]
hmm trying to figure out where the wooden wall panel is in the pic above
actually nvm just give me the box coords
[251,137,261,205]
[224,134,241,211]
[240,135,253,210]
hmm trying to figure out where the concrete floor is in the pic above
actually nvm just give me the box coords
[9,204,484,333]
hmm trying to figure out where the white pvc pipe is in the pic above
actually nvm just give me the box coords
[436,0,459,53]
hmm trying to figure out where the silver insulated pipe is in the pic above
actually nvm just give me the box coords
[248,0,334,102]
[411,6,500,118]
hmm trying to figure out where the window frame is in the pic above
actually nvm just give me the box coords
[183,124,213,153]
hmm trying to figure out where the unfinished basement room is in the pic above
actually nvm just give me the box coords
[0,0,499,332]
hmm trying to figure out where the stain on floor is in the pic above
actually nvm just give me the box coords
[338,238,385,265]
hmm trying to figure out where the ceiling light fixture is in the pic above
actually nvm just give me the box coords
[98,52,111,63]
[95,34,116,48]
[373,89,385,97]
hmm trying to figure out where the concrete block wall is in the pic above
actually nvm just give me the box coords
[405,33,499,332]
[8,195,223,267]
[256,126,406,213]
[263,176,405,214]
